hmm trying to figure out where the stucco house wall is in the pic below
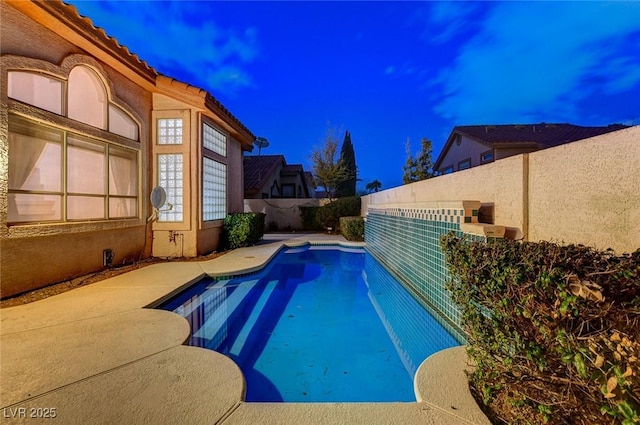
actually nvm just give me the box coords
[1,3,153,297]
[1,1,255,298]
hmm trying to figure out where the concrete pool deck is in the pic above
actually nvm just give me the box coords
[1,233,489,424]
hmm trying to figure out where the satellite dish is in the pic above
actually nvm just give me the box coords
[150,186,166,209]
[254,137,269,156]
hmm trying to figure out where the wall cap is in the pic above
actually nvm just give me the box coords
[460,223,506,238]
[367,200,481,211]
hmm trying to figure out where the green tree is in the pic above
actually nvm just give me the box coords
[402,137,434,184]
[310,127,351,200]
[336,130,357,197]
[365,179,382,193]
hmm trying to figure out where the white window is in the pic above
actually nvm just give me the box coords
[67,136,106,220]
[109,104,138,141]
[203,122,226,156]
[8,71,63,115]
[157,119,183,145]
[203,157,226,221]
[7,115,139,224]
[68,66,107,129]
[109,146,138,218]
[158,154,184,222]
[7,118,63,223]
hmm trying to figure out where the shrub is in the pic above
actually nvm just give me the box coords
[222,213,265,250]
[300,206,323,231]
[317,196,361,232]
[440,233,639,425]
[340,216,364,241]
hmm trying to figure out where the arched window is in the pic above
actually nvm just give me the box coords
[8,65,139,141]
[68,66,107,129]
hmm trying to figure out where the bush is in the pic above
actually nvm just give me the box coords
[222,213,265,250]
[340,216,364,241]
[440,233,640,425]
[317,197,361,232]
[299,206,323,231]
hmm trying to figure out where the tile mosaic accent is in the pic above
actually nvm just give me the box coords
[365,203,485,338]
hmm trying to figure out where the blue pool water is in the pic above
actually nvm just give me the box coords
[160,245,459,402]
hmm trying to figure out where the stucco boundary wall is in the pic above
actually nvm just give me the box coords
[362,125,640,254]
[244,198,325,231]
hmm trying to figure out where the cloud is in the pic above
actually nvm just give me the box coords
[425,2,480,44]
[70,0,259,95]
[385,66,396,75]
[429,2,640,124]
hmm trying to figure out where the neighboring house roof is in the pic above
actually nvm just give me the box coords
[243,155,286,195]
[434,123,629,170]
[244,155,314,198]
[281,164,304,175]
[10,0,255,148]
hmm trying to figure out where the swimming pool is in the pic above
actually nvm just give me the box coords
[159,245,459,402]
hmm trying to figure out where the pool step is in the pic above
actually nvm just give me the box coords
[229,280,278,356]
[192,279,260,343]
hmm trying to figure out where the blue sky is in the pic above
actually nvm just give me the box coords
[67,1,640,191]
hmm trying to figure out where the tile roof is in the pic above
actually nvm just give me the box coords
[281,164,304,175]
[455,123,628,148]
[243,155,285,193]
[47,1,157,81]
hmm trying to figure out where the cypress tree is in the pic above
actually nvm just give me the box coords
[336,131,357,197]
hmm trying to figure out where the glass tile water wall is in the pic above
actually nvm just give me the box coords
[365,205,481,337]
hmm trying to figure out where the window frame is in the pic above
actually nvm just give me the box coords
[458,158,471,171]
[281,183,296,198]
[7,114,139,225]
[8,67,140,142]
[480,150,494,164]
[202,157,227,221]
[443,165,454,175]
[200,117,229,224]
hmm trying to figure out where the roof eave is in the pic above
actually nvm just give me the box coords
[9,0,158,89]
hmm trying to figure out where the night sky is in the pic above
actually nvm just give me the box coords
[67,1,640,191]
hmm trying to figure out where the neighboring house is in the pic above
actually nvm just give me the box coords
[1,1,255,297]
[243,155,313,199]
[434,123,629,175]
[303,172,317,197]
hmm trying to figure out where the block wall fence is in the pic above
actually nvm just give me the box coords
[362,126,639,254]
[362,126,639,333]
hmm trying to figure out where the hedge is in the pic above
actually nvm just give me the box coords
[222,213,265,250]
[317,196,361,232]
[440,233,639,425]
[339,216,364,241]
[300,206,323,231]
